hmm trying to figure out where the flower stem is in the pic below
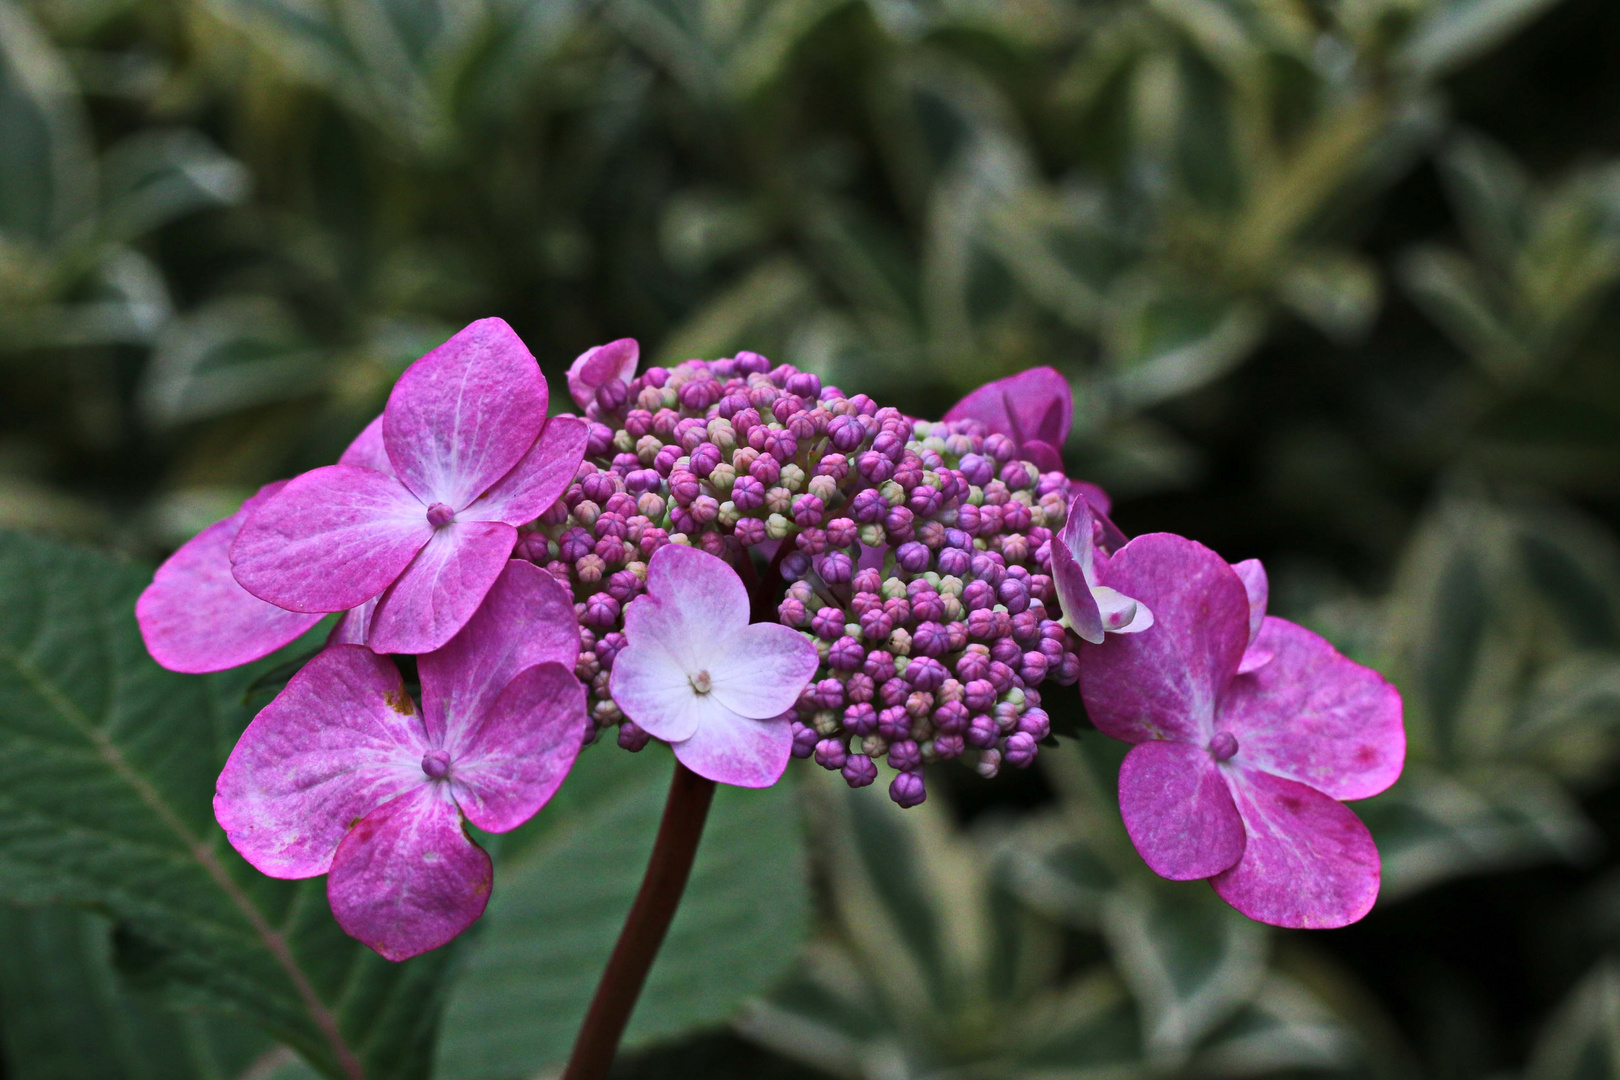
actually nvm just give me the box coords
[560,760,717,1080]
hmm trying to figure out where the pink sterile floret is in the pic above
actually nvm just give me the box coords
[228,318,587,655]
[567,338,639,411]
[214,560,587,961]
[609,544,820,788]
[1050,493,1153,645]
[1078,533,1405,929]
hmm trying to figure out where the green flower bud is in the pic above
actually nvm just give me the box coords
[766,513,793,540]
[779,463,806,492]
[858,523,886,548]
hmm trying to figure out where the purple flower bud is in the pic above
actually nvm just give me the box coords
[815,454,849,482]
[779,597,809,627]
[878,677,909,708]
[829,635,864,671]
[871,431,904,463]
[1011,610,1042,646]
[597,377,630,413]
[618,721,651,752]
[781,551,811,581]
[844,702,878,736]
[889,771,927,808]
[911,621,948,657]
[606,492,639,518]
[586,421,615,457]
[863,648,896,682]
[826,517,857,548]
[956,646,991,682]
[967,609,998,641]
[963,580,995,611]
[624,410,654,439]
[811,606,846,641]
[786,371,821,399]
[1055,650,1081,686]
[966,714,999,749]
[905,656,948,692]
[791,722,819,759]
[750,454,781,486]
[856,452,895,484]
[734,517,767,547]
[998,577,1029,614]
[732,475,765,511]
[851,488,888,524]
[937,548,971,577]
[816,551,854,584]
[846,672,874,703]
[624,468,660,495]
[983,433,1016,461]
[990,637,1022,666]
[583,593,621,629]
[639,527,670,558]
[895,541,930,573]
[607,569,642,604]
[933,700,969,734]
[829,414,865,452]
[690,442,723,477]
[987,661,1015,693]
[815,738,848,770]
[908,485,944,516]
[958,453,992,486]
[1000,461,1034,489]
[560,527,594,562]
[1019,651,1049,684]
[668,471,701,505]
[934,734,965,760]
[883,506,915,543]
[888,739,921,771]
[843,754,878,788]
[792,494,825,527]
[1003,732,1039,768]
[877,706,910,741]
[582,471,619,504]
[859,609,893,642]
[1004,502,1032,532]
[814,678,845,710]
[718,392,750,419]
[1018,708,1051,741]
[964,679,997,712]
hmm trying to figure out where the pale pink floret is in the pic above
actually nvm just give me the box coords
[137,481,325,673]
[610,545,820,788]
[1050,494,1153,645]
[566,338,639,410]
[1078,533,1405,929]
[229,318,587,654]
[214,560,587,961]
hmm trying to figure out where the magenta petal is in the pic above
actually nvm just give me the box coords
[1236,648,1274,675]
[138,482,324,673]
[450,661,587,833]
[366,520,517,655]
[1019,440,1064,473]
[382,318,547,510]
[419,559,581,744]
[673,708,793,789]
[1217,617,1405,801]
[327,784,491,961]
[1231,558,1268,646]
[1211,768,1381,929]
[943,366,1073,449]
[1053,537,1104,644]
[328,596,378,647]
[707,621,821,720]
[213,645,427,878]
[567,338,639,409]
[1079,534,1251,744]
[1118,740,1246,880]
[339,414,393,477]
[625,545,751,671]
[231,465,430,613]
[1072,479,1113,517]
[462,416,587,527]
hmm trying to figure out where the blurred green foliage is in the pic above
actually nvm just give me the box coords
[5,0,1620,1077]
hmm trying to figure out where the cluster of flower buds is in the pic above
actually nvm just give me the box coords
[520,349,1084,807]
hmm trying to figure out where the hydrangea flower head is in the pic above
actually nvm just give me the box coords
[1078,533,1405,928]
[610,545,819,787]
[229,318,587,654]
[1051,493,1153,644]
[214,560,587,960]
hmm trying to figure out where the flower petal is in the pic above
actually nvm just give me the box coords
[419,559,581,746]
[339,414,393,477]
[451,661,587,833]
[1094,585,1153,635]
[1072,479,1112,516]
[1216,617,1405,801]
[230,465,429,613]
[707,621,820,719]
[1052,536,1104,644]
[1211,768,1381,929]
[327,784,492,961]
[329,596,378,646]
[1118,740,1246,880]
[1019,439,1064,473]
[567,338,639,409]
[1078,533,1250,744]
[609,636,725,743]
[213,645,427,878]
[383,318,547,510]
[627,544,749,672]
[673,708,793,788]
[943,366,1072,449]
[138,481,323,673]
[1231,558,1267,646]
[366,519,517,655]
[462,416,587,527]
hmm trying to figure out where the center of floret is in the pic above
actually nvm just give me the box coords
[1209,731,1239,761]
[689,670,712,694]
[421,749,452,779]
[426,502,455,528]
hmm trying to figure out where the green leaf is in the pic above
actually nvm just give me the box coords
[1399,0,1565,82]
[0,531,458,1080]
[97,129,250,247]
[434,745,811,1080]
[0,903,272,1080]
[0,0,95,252]
[1528,960,1620,1080]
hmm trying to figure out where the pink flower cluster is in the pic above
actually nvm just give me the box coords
[136,315,1408,951]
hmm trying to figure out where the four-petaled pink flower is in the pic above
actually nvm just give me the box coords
[567,337,639,410]
[229,318,586,654]
[1079,533,1405,928]
[1051,493,1153,644]
[214,560,587,960]
[610,545,820,787]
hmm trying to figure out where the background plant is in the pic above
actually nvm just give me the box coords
[4,0,1620,1077]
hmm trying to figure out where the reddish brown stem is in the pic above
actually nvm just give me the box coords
[560,761,717,1080]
